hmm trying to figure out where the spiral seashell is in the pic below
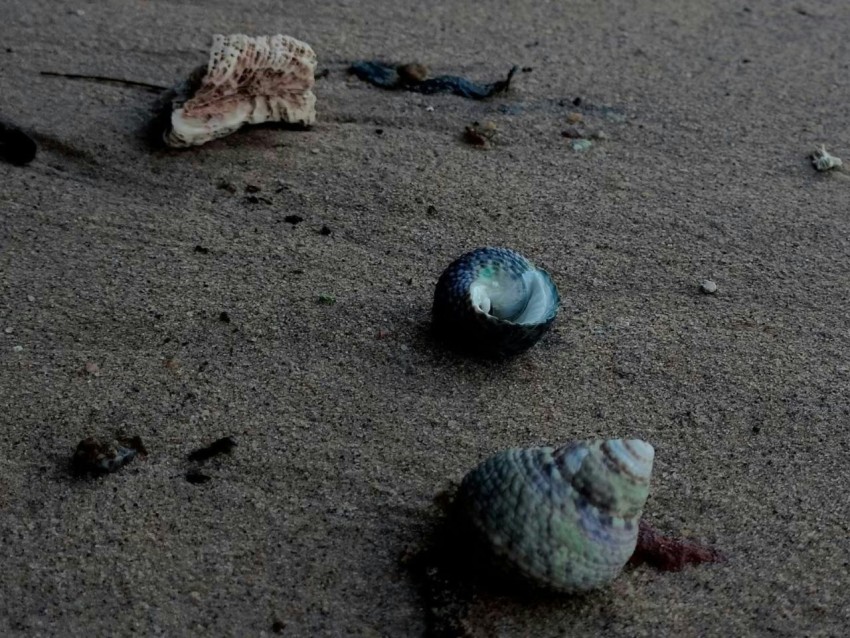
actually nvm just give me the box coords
[457,439,654,592]
[432,247,559,357]
[164,34,317,148]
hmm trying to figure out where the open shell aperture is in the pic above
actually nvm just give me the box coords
[432,247,559,357]
[457,439,654,592]
[164,34,317,148]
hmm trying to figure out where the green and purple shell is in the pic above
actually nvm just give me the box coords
[457,439,654,592]
[432,247,559,357]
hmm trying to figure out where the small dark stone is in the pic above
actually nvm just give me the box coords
[0,122,37,166]
[561,126,584,139]
[314,68,330,79]
[752,425,761,434]
[188,436,237,462]
[375,128,384,135]
[573,96,582,106]
[427,205,437,216]
[521,66,533,73]
[741,58,751,64]
[463,126,489,148]
[284,215,304,225]
[216,179,237,193]
[319,225,332,236]
[271,620,286,633]
[245,195,260,204]
[193,245,209,254]
[219,311,231,323]
[244,184,261,193]
[5,48,12,53]
[185,469,212,484]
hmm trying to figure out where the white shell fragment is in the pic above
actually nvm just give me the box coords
[458,439,654,592]
[164,34,317,148]
[811,145,843,171]
[700,280,718,294]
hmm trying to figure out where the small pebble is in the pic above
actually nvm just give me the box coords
[571,139,593,152]
[566,112,584,124]
[219,311,231,323]
[284,215,304,225]
[3,326,13,334]
[561,126,584,139]
[317,294,336,306]
[319,225,332,236]
[811,145,843,172]
[26,295,35,302]
[398,63,429,83]
[12,345,23,352]
[700,280,718,294]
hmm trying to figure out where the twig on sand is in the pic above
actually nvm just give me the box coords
[39,71,168,92]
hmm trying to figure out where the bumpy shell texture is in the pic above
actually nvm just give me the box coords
[432,247,559,357]
[458,439,654,592]
[165,34,317,148]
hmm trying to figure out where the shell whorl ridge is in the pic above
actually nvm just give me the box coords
[458,439,654,592]
[164,34,317,148]
[432,247,560,357]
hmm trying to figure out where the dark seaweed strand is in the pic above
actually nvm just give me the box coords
[415,66,518,99]
[349,61,399,88]
[349,61,517,99]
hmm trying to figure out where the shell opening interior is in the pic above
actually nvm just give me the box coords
[470,268,556,325]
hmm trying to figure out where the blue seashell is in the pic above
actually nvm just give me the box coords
[432,247,560,357]
[458,439,655,592]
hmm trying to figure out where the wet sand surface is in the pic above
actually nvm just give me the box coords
[1,1,849,635]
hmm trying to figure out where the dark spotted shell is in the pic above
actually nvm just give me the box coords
[457,439,654,592]
[432,247,560,357]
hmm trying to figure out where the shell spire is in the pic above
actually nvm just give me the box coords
[458,439,654,592]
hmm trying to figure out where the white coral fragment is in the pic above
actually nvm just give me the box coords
[165,34,317,148]
[811,145,843,172]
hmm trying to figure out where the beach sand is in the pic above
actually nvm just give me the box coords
[1,0,849,635]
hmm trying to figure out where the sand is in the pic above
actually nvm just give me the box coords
[1,0,849,635]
